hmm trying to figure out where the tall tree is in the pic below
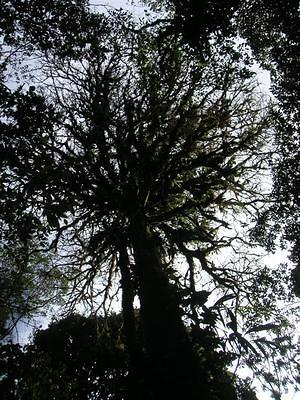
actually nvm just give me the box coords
[238,0,300,286]
[0,2,298,399]
[142,0,300,293]
[0,86,67,339]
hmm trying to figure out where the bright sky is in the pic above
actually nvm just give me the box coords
[89,0,147,15]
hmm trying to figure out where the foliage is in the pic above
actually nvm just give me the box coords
[238,0,300,277]
[142,0,300,289]
[0,1,299,398]
[0,314,128,399]
[0,85,68,339]
[142,0,241,49]
[0,313,259,400]
[0,241,56,339]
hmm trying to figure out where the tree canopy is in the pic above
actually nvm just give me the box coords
[0,313,260,400]
[0,314,128,399]
[0,1,299,399]
[143,0,300,290]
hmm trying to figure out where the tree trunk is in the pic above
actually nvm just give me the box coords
[118,241,147,399]
[129,213,204,400]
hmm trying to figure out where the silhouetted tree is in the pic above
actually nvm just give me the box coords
[0,313,259,400]
[0,314,128,399]
[0,2,298,399]
[143,0,300,295]
[238,0,300,282]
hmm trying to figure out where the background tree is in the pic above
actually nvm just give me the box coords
[0,313,128,399]
[238,0,300,289]
[0,86,68,339]
[0,2,299,399]
[0,0,101,338]
[141,0,240,48]
[0,312,259,400]
[142,0,300,295]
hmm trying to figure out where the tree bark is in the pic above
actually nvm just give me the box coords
[117,241,147,399]
[129,213,204,400]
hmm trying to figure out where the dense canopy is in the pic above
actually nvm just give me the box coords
[0,1,299,399]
